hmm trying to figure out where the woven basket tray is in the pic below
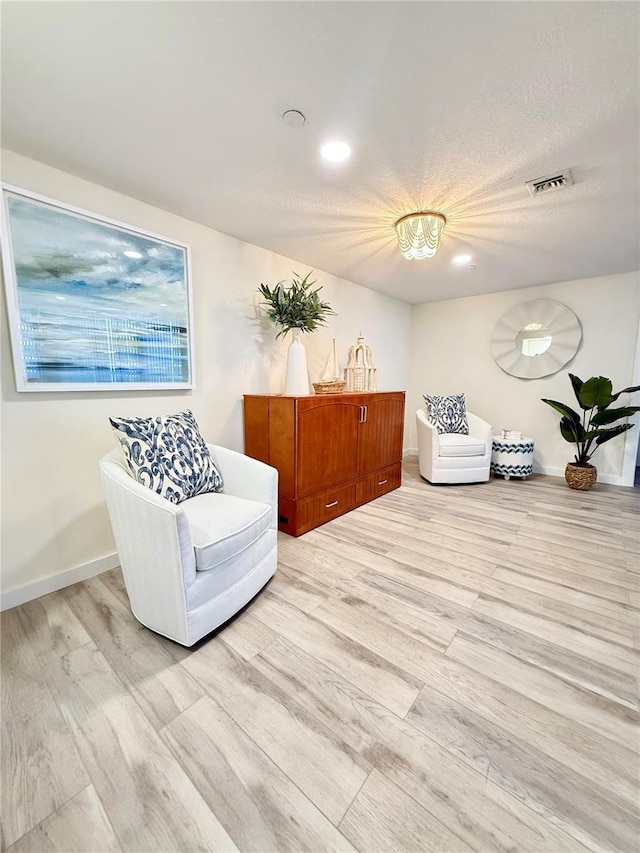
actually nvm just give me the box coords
[313,380,346,394]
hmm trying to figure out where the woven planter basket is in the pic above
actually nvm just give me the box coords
[565,463,597,491]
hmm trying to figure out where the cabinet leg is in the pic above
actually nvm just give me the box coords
[505,474,511,481]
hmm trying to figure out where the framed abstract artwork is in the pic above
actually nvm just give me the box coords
[0,185,194,391]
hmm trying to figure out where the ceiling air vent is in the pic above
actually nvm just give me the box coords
[525,169,574,196]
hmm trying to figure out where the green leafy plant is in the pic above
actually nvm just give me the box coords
[259,271,335,338]
[542,374,640,466]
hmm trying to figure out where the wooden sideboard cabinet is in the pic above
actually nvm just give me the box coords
[243,391,405,536]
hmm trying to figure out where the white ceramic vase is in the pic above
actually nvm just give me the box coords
[284,328,311,395]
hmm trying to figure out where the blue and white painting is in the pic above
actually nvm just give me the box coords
[1,189,192,390]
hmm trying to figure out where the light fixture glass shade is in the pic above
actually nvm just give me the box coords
[395,212,446,259]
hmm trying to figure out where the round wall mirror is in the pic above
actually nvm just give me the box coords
[515,324,553,356]
[491,299,581,379]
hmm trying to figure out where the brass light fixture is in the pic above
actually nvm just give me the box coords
[395,211,446,259]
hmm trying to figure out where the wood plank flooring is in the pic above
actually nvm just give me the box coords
[2,458,639,852]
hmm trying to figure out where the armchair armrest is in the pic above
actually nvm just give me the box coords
[416,408,440,459]
[99,451,196,642]
[467,413,493,454]
[209,444,278,529]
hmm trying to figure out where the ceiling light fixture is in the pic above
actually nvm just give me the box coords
[321,141,351,162]
[452,254,472,265]
[395,212,446,260]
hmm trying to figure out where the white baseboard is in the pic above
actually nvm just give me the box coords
[402,451,623,486]
[532,464,622,486]
[1,552,120,612]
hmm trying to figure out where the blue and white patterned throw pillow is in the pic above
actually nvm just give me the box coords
[110,410,223,504]
[423,394,469,434]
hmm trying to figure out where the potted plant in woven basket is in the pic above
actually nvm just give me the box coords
[542,374,640,490]
[259,271,335,395]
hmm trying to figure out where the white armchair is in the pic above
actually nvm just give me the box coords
[416,409,493,484]
[99,444,278,646]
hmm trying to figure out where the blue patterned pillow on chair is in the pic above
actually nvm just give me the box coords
[423,394,469,434]
[109,410,223,504]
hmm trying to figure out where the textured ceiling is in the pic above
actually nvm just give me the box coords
[2,1,638,304]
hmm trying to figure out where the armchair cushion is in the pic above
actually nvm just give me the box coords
[110,410,223,504]
[181,493,272,571]
[423,394,469,434]
[439,433,486,457]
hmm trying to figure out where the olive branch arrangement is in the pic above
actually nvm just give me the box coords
[259,271,335,339]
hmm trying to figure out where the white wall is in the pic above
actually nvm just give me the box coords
[0,150,411,607]
[409,272,640,483]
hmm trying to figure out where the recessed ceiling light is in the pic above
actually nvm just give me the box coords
[452,254,472,265]
[55,295,66,300]
[321,141,351,162]
[124,250,143,259]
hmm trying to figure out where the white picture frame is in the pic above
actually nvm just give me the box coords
[0,184,195,392]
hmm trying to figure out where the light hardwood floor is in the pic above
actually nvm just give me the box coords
[2,459,639,852]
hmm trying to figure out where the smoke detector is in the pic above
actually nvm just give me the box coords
[525,169,574,196]
[282,109,306,128]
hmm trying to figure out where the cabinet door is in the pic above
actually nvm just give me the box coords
[297,400,360,496]
[357,396,405,473]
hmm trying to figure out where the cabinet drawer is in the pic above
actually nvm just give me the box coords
[356,463,402,505]
[296,484,357,534]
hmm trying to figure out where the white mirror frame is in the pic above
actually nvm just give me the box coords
[491,299,582,379]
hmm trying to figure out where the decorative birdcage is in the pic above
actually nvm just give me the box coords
[344,334,377,392]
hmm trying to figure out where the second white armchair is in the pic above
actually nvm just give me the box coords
[416,408,493,484]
